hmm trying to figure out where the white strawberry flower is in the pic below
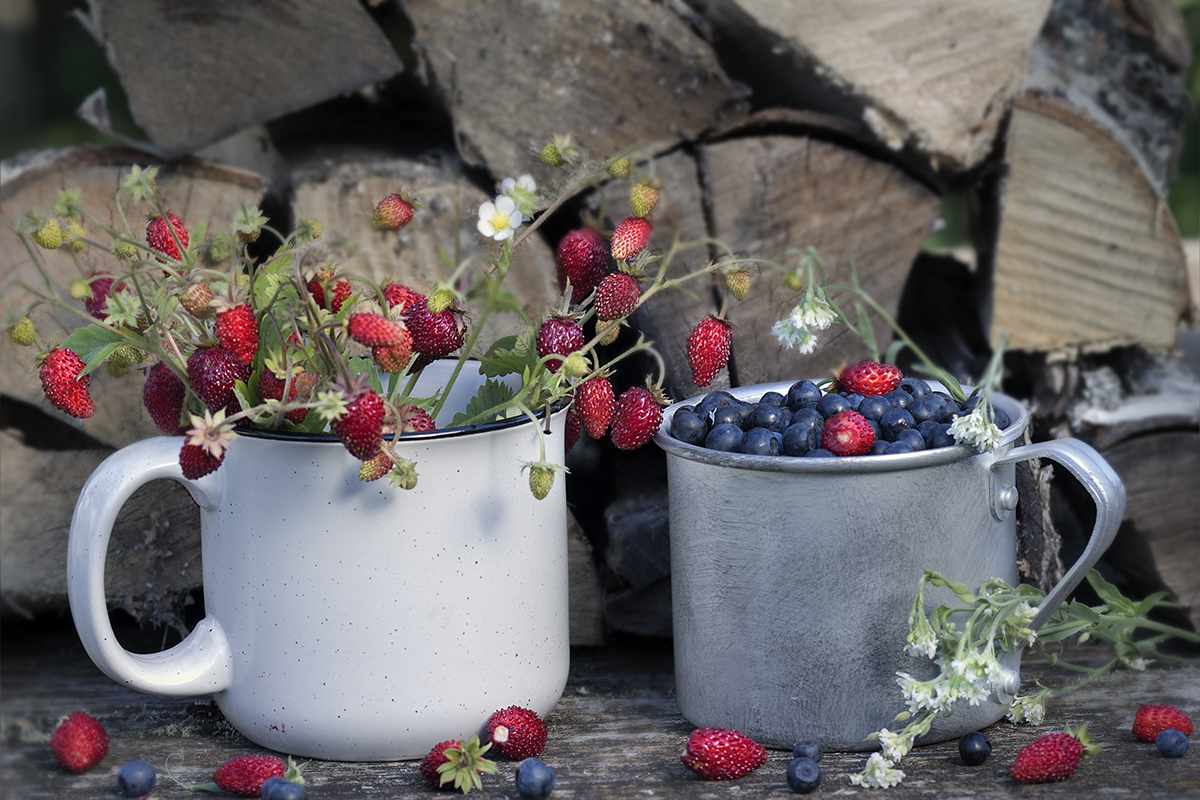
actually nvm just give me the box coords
[477,195,524,241]
[500,174,538,221]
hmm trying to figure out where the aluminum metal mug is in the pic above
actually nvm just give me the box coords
[655,381,1124,750]
[67,364,570,760]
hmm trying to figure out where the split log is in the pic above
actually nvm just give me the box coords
[74,0,402,156]
[984,0,1191,354]
[403,0,745,188]
[693,0,1053,171]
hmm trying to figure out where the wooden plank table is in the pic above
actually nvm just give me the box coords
[2,617,1197,798]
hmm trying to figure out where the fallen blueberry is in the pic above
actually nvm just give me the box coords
[958,731,991,766]
[117,759,156,797]
[515,757,556,798]
[786,757,821,793]
[261,776,308,800]
[791,741,822,762]
[1156,729,1189,758]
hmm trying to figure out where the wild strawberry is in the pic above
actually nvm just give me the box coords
[31,218,64,250]
[307,274,352,313]
[179,441,224,479]
[396,403,436,433]
[822,410,875,457]
[84,272,125,320]
[564,407,581,453]
[594,272,640,321]
[1132,704,1193,742]
[373,340,415,374]
[212,754,285,796]
[419,736,497,792]
[535,315,585,373]
[606,156,631,178]
[686,317,732,387]
[680,727,767,781]
[382,282,425,312]
[332,389,385,460]
[8,316,36,346]
[610,216,652,262]
[348,313,407,348]
[358,449,393,482]
[216,303,258,365]
[1010,725,1100,783]
[610,385,664,451]
[257,369,308,424]
[629,181,660,218]
[485,706,548,760]
[838,360,903,397]
[39,348,95,419]
[724,269,751,301]
[187,346,250,415]
[49,711,108,773]
[372,192,416,231]
[574,376,616,439]
[142,362,186,432]
[146,212,188,262]
[105,345,143,377]
[555,227,609,305]
[180,281,214,317]
[404,298,466,370]
[528,464,557,499]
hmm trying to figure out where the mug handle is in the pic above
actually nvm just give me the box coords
[990,437,1126,632]
[67,436,233,696]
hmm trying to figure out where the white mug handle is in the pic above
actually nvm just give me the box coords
[67,436,233,695]
[991,437,1127,632]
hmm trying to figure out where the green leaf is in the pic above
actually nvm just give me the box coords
[1085,569,1137,616]
[348,357,383,395]
[63,324,127,368]
[478,333,535,378]
[450,379,517,427]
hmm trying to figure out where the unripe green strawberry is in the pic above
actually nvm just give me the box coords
[180,282,214,318]
[110,238,138,261]
[597,320,621,346]
[8,316,36,347]
[359,450,393,483]
[629,181,660,218]
[725,269,751,301]
[69,279,91,301]
[105,345,144,377]
[540,142,565,167]
[606,156,631,178]
[427,288,456,315]
[783,270,805,291]
[66,219,86,252]
[32,219,64,250]
[528,465,555,500]
[562,351,589,379]
[540,134,581,167]
[296,217,323,242]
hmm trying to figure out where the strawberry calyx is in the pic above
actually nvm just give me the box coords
[436,736,499,794]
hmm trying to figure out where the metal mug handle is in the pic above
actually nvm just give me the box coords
[991,437,1126,632]
[67,437,233,696]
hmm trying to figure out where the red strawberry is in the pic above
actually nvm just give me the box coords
[1010,725,1099,783]
[359,450,393,482]
[332,389,385,460]
[564,407,581,453]
[680,727,767,781]
[212,754,285,796]
[822,410,875,457]
[49,711,108,773]
[216,303,259,365]
[535,316,585,373]
[307,274,352,313]
[373,340,415,374]
[372,192,415,231]
[610,385,664,450]
[39,348,95,419]
[629,181,660,218]
[396,403,436,433]
[485,705,548,760]
[146,212,188,262]
[382,282,425,312]
[84,272,125,320]
[179,441,224,479]
[187,346,250,415]
[610,216,652,261]
[838,360,903,397]
[555,227,610,305]
[257,369,309,424]
[686,317,732,387]
[1132,704,1193,742]
[419,737,496,792]
[574,376,616,439]
[404,298,466,370]
[348,313,407,348]
[594,272,640,321]
[143,362,186,432]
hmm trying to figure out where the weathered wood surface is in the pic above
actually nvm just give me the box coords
[75,0,402,156]
[2,621,1198,798]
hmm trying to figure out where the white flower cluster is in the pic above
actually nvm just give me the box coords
[948,404,1002,452]
[850,753,906,789]
[477,174,537,241]
[772,289,836,353]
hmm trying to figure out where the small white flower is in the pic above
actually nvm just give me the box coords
[790,290,837,330]
[905,628,938,660]
[949,405,1002,452]
[1007,692,1047,725]
[851,753,906,789]
[500,174,538,220]
[877,728,912,762]
[477,195,524,241]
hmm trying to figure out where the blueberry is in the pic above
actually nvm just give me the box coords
[782,422,819,456]
[898,377,931,398]
[1156,729,1189,758]
[928,423,957,449]
[117,759,156,797]
[907,396,942,425]
[892,429,926,451]
[791,741,823,762]
[958,731,991,765]
[670,410,708,445]
[740,427,782,456]
[879,407,916,440]
[786,757,821,793]
[816,393,851,419]
[842,393,864,411]
[705,423,744,452]
[857,394,891,422]
[732,400,758,425]
[758,390,786,407]
[993,406,1010,430]
[883,440,914,454]
[940,397,962,419]
[870,438,890,455]
[785,380,823,410]
[748,403,789,432]
[695,391,736,420]
[790,407,825,430]
[712,405,745,429]
[917,419,941,441]
[803,448,836,458]
[515,757,557,798]
[263,779,308,800]
[883,388,911,409]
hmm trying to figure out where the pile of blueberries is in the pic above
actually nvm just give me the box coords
[667,377,1011,457]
